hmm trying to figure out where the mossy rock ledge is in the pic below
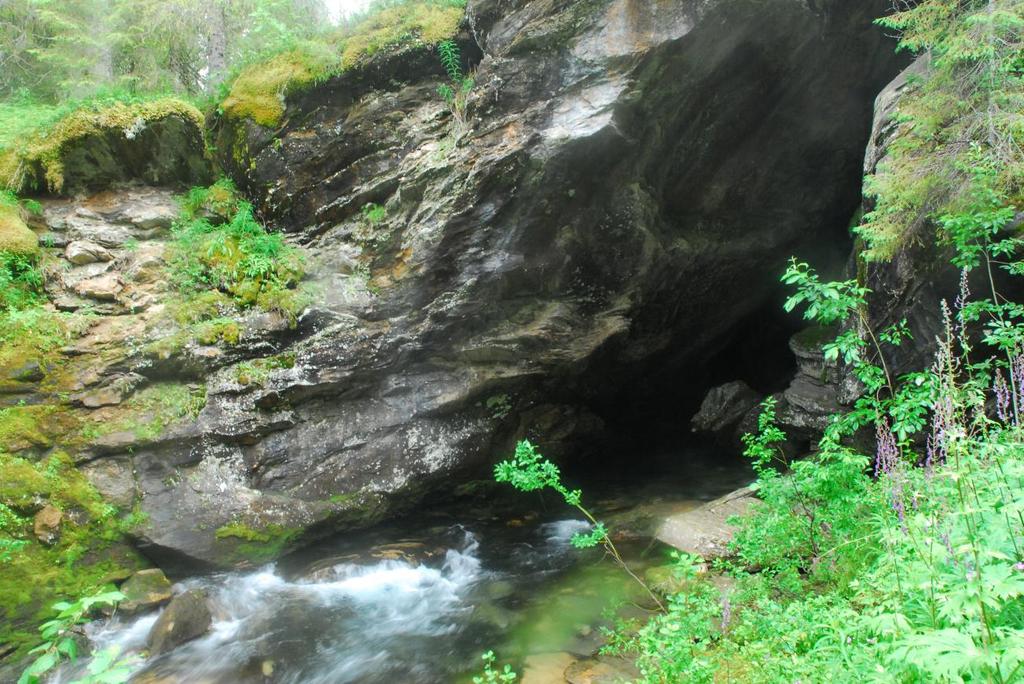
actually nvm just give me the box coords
[2,99,211,195]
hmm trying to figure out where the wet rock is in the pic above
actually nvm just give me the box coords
[119,569,174,615]
[33,505,62,545]
[564,655,640,684]
[691,381,761,435]
[74,271,123,301]
[521,652,576,684]
[114,195,177,231]
[65,240,114,265]
[11,0,901,570]
[656,487,756,560]
[147,589,212,656]
[124,244,167,284]
[141,0,903,569]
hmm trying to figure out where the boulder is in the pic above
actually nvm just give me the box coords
[119,569,174,615]
[146,589,212,656]
[656,487,757,560]
[33,505,62,545]
[65,240,114,265]
[691,381,761,435]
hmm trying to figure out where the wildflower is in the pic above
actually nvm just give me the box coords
[1014,561,1024,572]
[994,370,1011,423]
[875,422,907,527]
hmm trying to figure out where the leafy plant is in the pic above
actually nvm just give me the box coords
[19,589,136,684]
[436,39,474,131]
[471,650,517,684]
[495,440,664,610]
[361,202,387,225]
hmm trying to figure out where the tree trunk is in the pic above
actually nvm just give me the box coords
[205,0,227,91]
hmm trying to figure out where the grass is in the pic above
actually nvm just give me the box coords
[220,0,465,127]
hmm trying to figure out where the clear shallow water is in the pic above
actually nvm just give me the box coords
[55,444,752,683]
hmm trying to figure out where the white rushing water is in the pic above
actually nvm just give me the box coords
[56,524,591,683]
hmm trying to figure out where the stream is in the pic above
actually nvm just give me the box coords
[55,443,751,683]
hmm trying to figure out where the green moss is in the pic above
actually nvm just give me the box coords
[0,308,76,377]
[0,98,203,193]
[0,405,58,453]
[0,203,39,256]
[221,46,338,127]
[0,451,146,655]
[220,1,465,127]
[95,382,206,441]
[234,352,296,387]
[216,521,301,563]
[166,290,236,326]
[196,318,242,346]
[215,521,272,542]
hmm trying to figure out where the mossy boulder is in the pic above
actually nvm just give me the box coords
[0,204,38,256]
[0,98,211,195]
[119,568,173,615]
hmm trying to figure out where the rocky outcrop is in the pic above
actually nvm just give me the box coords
[6,100,210,195]
[852,57,967,381]
[140,0,898,567]
[8,1,903,570]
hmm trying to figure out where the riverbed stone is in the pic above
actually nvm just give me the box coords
[656,487,757,560]
[147,589,212,655]
[564,655,640,684]
[119,568,173,615]
[521,652,576,684]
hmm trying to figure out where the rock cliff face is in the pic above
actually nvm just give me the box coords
[172,0,901,566]
[12,0,904,570]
